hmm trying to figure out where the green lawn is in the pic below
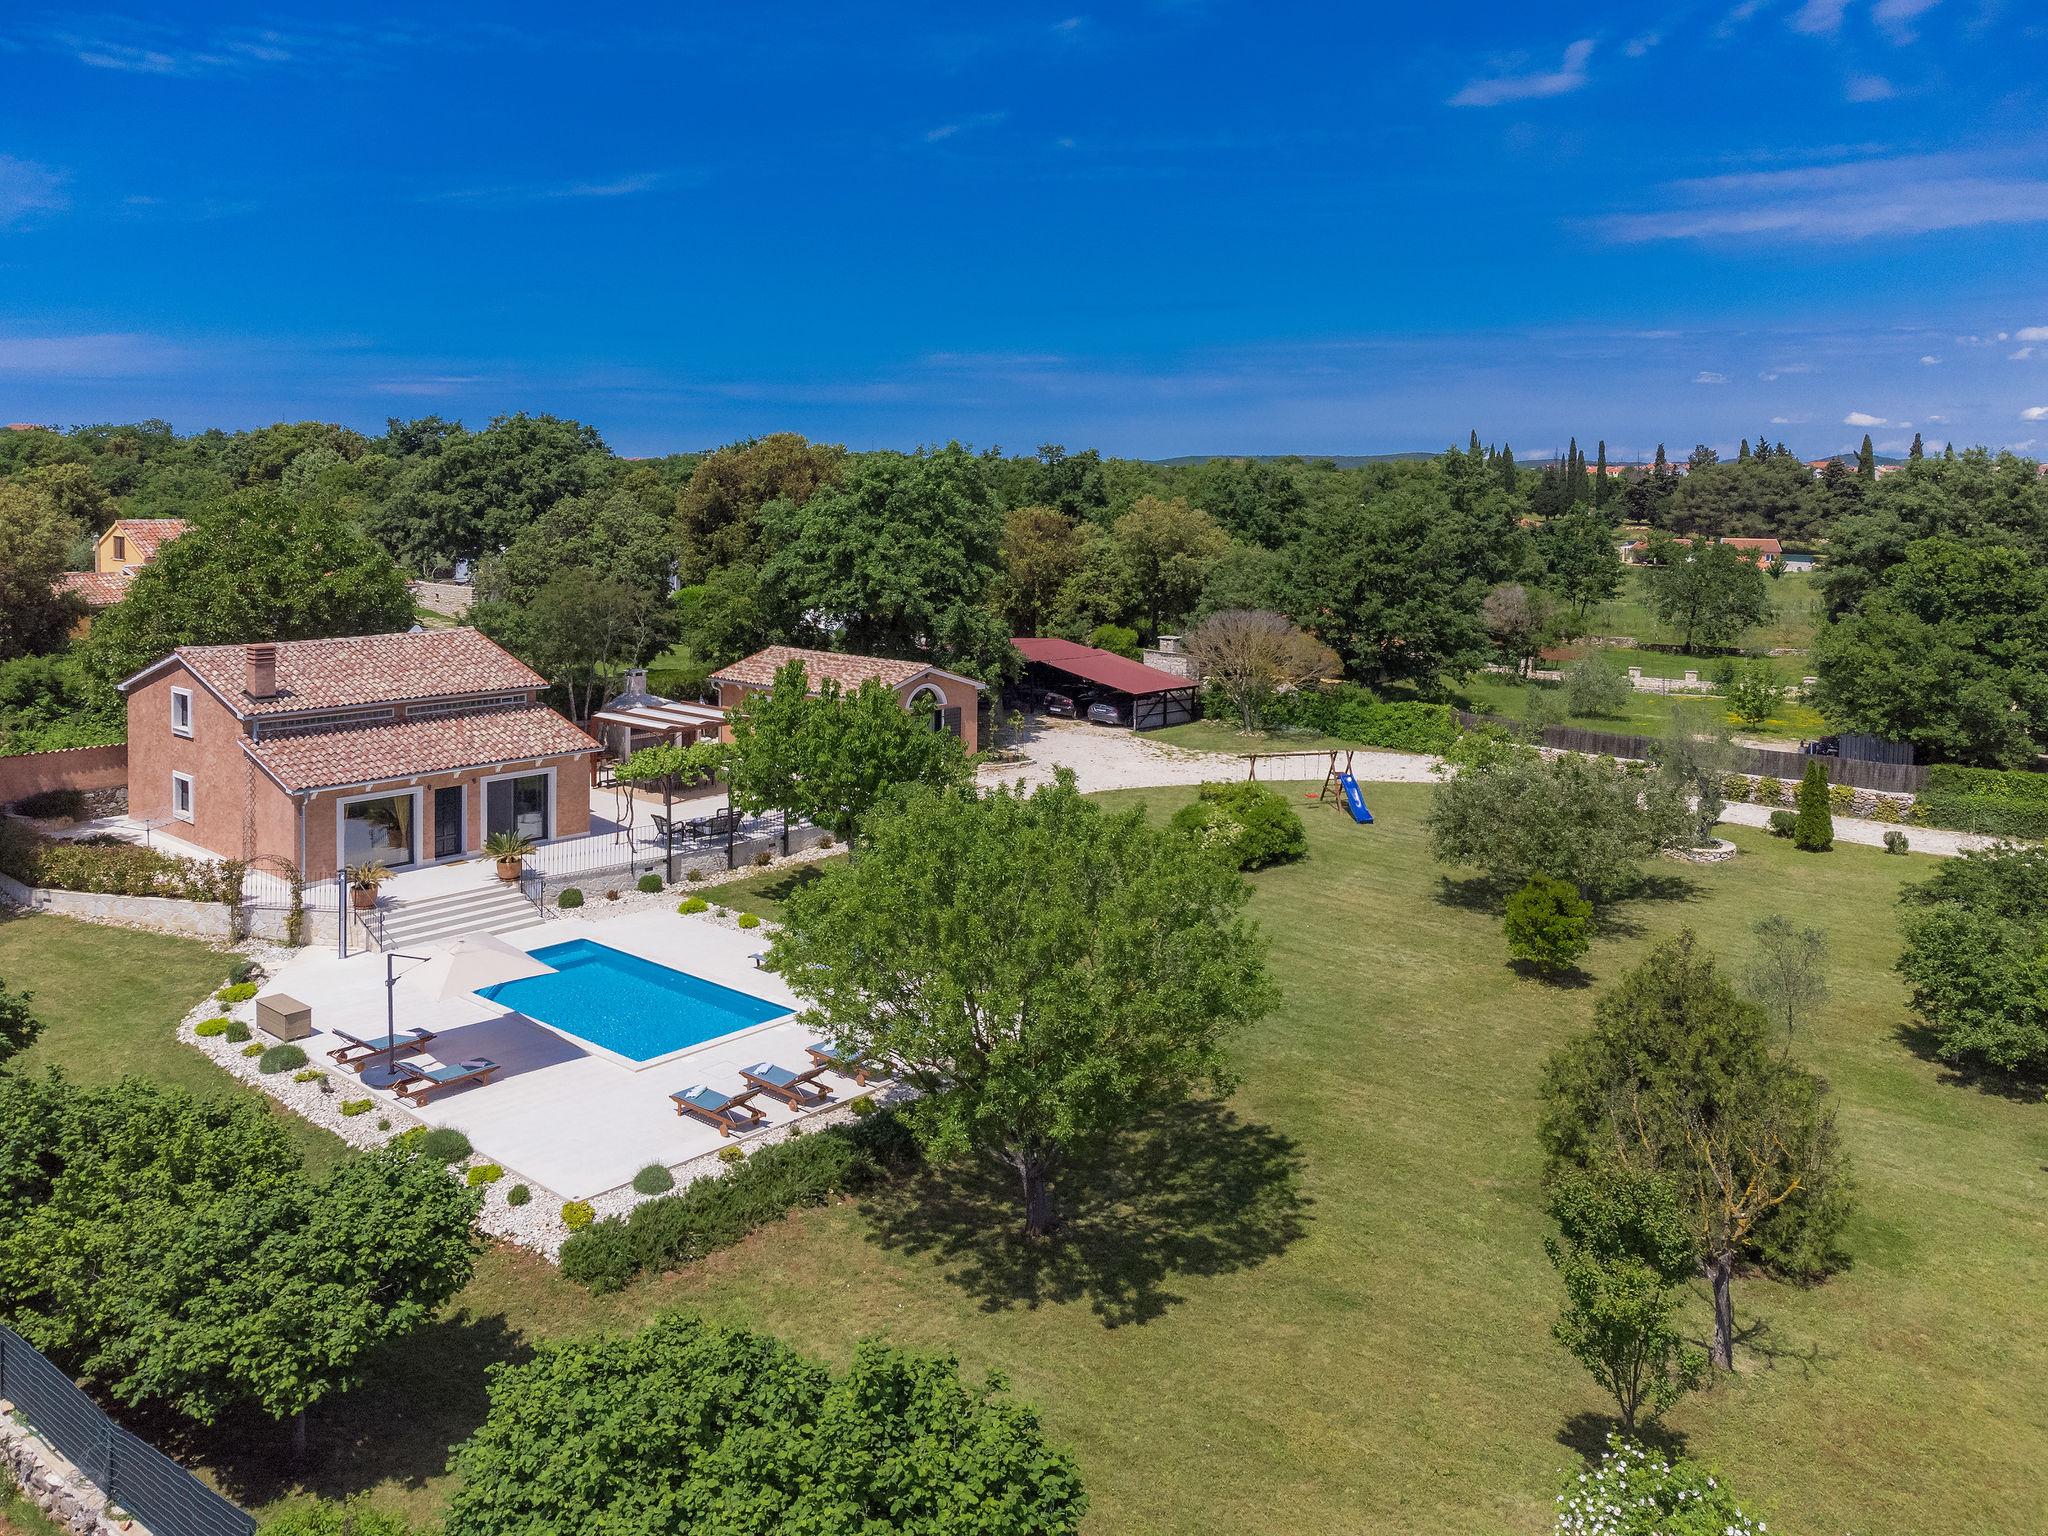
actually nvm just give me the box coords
[0,912,348,1174]
[11,798,2045,1535]
[1458,675,1827,744]
[1585,568,1823,654]
[1148,720,1361,757]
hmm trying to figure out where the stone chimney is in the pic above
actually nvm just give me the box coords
[245,643,279,699]
[624,667,649,697]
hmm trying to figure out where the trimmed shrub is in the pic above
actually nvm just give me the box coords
[227,956,261,985]
[1827,783,1856,815]
[10,787,86,820]
[1917,763,2048,839]
[561,1200,595,1230]
[1754,776,1785,806]
[466,1163,505,1187]
[418,1127,473,1164]
[1169,781,1307,871]
[736,912,761,929]
[0,821,243,902]
[258,1043,308,1075]
[717,1144,746,1164]
[848,1094,878,1118]
[506,1183,531,1207]
[224,1020,251,1043]
[557,887,584,909]
[1884,830,1909,855]
[339,1098,373,1116]
[376,1118,391,1132]
[1503,875,1593,975]
[632,1163,676,1195]
[1870,796,1904,824]
[1721,773,1753,804]
[216,981,259,1005]
[1768,809,1797,838]
[678,895,708,914]
[753,849,773,867]
[636,873,663,894]
[292,1068,325,1084]
[241,1042,266,1057]
[559,1111,920,1293]
[1794,760,1834,852]
[194,1017,231,1037]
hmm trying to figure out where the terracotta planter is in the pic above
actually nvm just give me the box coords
[350,885,377,911]
[496,858,523,883]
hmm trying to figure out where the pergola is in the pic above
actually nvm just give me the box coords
[588,700,728,756]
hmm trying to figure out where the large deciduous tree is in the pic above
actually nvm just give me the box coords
[675,432,845,581]
[995,504,1097,636]
[1184,609,1338,731]
[1111,496,1231,639]
[444,1313,1086,1536]
[1538,933,1850,1368]
[1537,510,1626,636]
[1645,539,1771,654]
[0,1075,478,1446]
[760,445,1001,656]
[480,568,664,722]
[1895,844,2048,1079]
[0,479,84,662]
[1812,536,2048,768]
[767,773,1274,1236]
[84,488,415,696]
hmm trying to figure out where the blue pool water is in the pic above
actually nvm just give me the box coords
[478,939,789,1061]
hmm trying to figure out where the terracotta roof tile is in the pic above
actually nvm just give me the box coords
[243,704,598,792]
[710,645,944,693]
[161,628,547,716]
[109,519,186,562]
[54,570,132,607]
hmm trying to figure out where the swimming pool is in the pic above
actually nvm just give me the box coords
[478,939,790,1063]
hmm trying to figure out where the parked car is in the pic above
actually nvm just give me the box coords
[1087,700,1125,727]
[1041,691,1078,718]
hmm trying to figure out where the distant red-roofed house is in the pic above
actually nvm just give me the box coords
[116,627,599,881]
[709,645,985,752]
[50,518,190,632]
[1719,537,1784,567]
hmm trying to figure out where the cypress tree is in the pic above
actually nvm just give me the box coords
[1595,440,1609,505]
[1857,434,1875,478]
[1739,439,1751,460]
[1793,760,1834,852]
[1501,443,1518,492]
[1909,432,1924,461]
[1653,443,1669,476]
[1469,428,1483,458]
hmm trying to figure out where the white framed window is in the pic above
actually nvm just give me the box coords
[170,771,195,823]
[169,687,193,738]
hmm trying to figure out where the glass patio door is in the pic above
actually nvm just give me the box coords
[485,773,549,842]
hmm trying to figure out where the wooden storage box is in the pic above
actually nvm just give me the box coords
[256,993,312,1042]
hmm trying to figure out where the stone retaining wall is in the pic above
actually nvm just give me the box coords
[0,1411,127,1536]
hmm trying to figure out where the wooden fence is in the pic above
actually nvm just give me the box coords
[1451,712,1928,794]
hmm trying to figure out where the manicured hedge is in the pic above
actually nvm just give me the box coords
[1917,764,2048,839]
[560,1111,919,1293]
[1208,683,1460,755]
[646,663,711,702]
[0,821,242,902]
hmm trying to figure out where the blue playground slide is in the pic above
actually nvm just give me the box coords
[1338,771,1374,824]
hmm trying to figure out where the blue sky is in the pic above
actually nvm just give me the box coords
[2,1,2045,459]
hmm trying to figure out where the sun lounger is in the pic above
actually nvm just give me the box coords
[739,1059,835,1108]
[392,1057,498,1106]
[671,1083,768,1135]
[804,1039,878,1086]
[329,1027,435,1072]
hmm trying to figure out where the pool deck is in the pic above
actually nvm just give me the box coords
[260,909,864,1198]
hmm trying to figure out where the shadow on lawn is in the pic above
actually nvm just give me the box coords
[1893,1018,2048,1101]
[1557,1410,1690,1461]
[860,1098,1309,1328]
[191,1310,531,1508]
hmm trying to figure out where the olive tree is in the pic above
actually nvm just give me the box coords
[767,772,1273,1236]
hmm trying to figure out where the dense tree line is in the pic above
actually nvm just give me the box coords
[2,414,2043,766]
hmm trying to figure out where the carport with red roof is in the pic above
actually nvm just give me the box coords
[1011,637,1202,730]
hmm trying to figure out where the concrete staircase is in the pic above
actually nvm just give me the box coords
[373,881,540,951]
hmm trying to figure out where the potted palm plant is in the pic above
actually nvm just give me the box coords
[345,862,392,910]
[484,830,536,882]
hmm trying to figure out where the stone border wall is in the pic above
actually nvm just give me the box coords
[1,1412,127,1536]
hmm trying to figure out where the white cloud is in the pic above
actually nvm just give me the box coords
[0,155,68,228]
[925,110,1008,142]
[1791,0,1852,35]
[1597,154,2048,244]
[1624,32,1662,56]
[1449,39,1595,108]
[0,332,185,376]
[1760,364,1816,381]
[2013,347,2038,361]
[2022,406,2048,422]
[418,171,671,204]
[1920,354,1942,365]
[1873,0,1944,44]
[1845,73,1896,102]
[1694,370,1730,384]
[1845,411,1889,426]
[2018,326,2048,342]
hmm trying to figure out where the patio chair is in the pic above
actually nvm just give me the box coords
[329,1027,436,1072]
[704,807,743,838]
[671,1083,768,1135]
[391,1057,499,1106]
[804,1039,879,1086]
[739,1059,835,1109]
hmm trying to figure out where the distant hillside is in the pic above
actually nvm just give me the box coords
[1148,452,1438,467]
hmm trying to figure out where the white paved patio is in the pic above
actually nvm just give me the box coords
[258,908,864,1198]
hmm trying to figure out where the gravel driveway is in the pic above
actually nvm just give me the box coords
[977,720,1441,796]
[1716,801,2002,858]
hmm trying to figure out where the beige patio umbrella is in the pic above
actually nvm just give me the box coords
[365,933,556,1088]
